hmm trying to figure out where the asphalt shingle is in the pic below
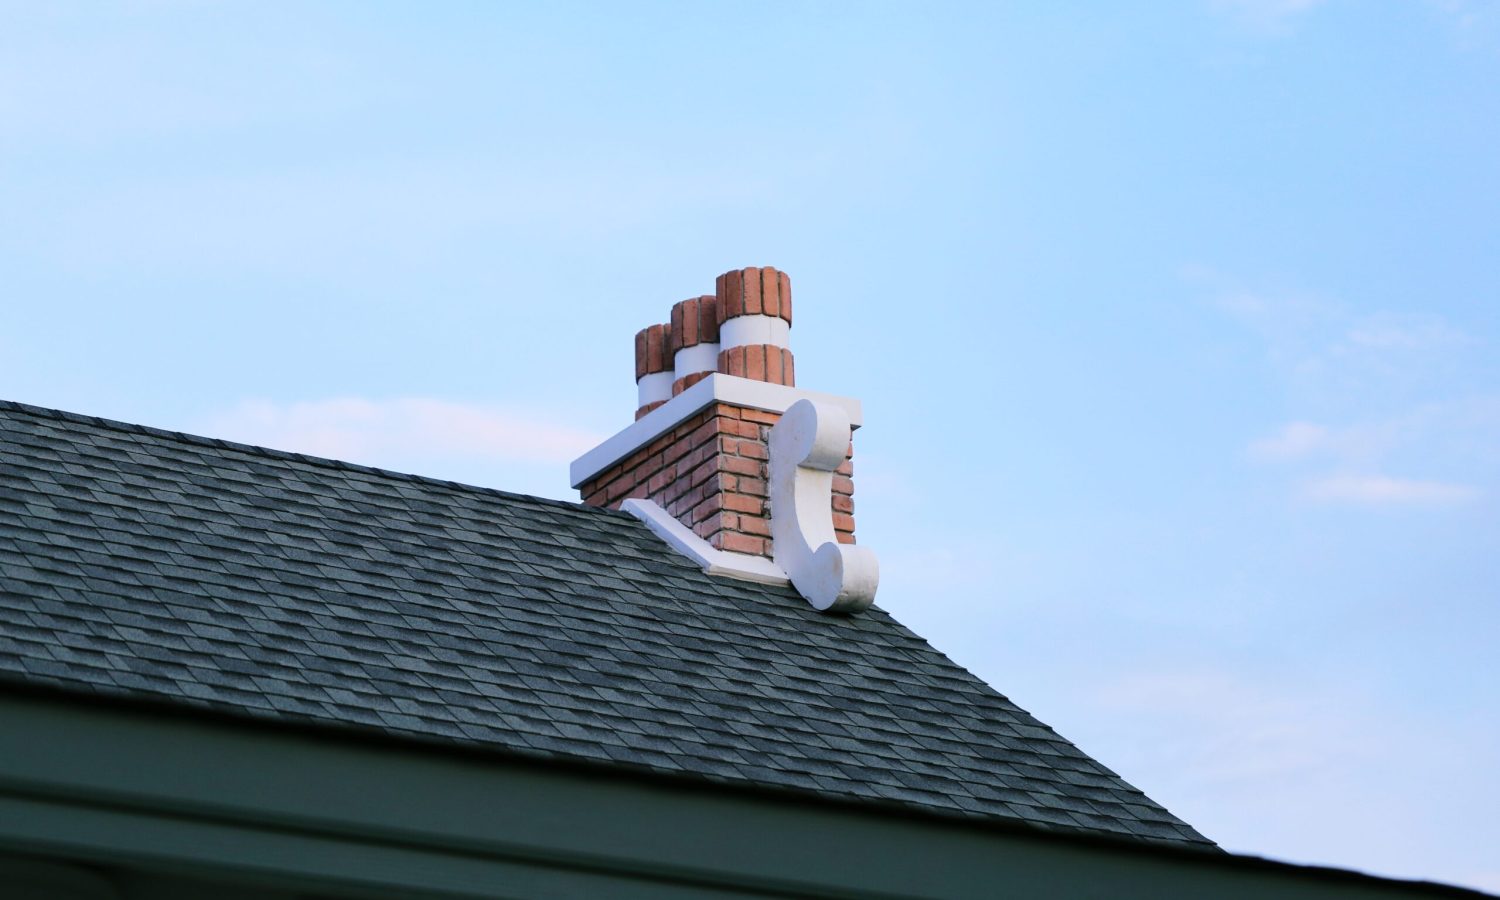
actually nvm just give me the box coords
[0,399,1211,847]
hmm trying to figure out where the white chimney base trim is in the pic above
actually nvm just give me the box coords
[621,499,790,587]
[768,399,879,613]
[571,374,863,488]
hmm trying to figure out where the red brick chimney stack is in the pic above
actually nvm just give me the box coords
[576,266,857,563]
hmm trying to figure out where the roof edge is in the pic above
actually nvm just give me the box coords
[0,674,1214,853]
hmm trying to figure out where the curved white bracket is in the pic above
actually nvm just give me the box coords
[768,399,879,613]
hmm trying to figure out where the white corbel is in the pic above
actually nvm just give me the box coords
[768,398,879,613]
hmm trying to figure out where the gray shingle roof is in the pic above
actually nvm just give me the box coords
[0,398,1211,847]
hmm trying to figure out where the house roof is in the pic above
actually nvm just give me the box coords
[0,398,1211,847]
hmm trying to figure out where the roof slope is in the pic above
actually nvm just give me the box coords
[0,399,1210,847]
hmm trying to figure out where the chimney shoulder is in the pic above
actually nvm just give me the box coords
[571,375,862,488]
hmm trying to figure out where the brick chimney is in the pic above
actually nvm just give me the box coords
[572,267,877,612]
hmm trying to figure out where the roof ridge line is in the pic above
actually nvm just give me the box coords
[0,397,622,517]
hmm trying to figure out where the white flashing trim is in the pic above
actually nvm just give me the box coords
[768,399,879,612]
[636,371,673,408]
[720,315,791,349]
[621,498,789,586]
[570,374,863,488]
[673,343,720,380]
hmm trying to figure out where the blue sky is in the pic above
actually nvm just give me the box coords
[3,1,1497,891]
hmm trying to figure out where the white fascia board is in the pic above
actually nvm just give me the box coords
[620,499,789,586]
[570,375,862,488]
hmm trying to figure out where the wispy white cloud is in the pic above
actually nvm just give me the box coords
[197,397,602,469]
[1186,269,1347,380]
[1200,276,1478,386]
[1247,418,1403,464]
[1095,668,1360,785]
[1084,665,1500,892]
[1196,268,1495,507]
[1248,421,1335,461]
[1305,474,1480,506]
[1343,314,1474,352]
[1211,0,1328,32]
[1427,0,1500,51]
[1213,0,1326,19]
[1247,400,1500,504]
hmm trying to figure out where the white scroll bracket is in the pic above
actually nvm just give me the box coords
[768,398,879,613]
